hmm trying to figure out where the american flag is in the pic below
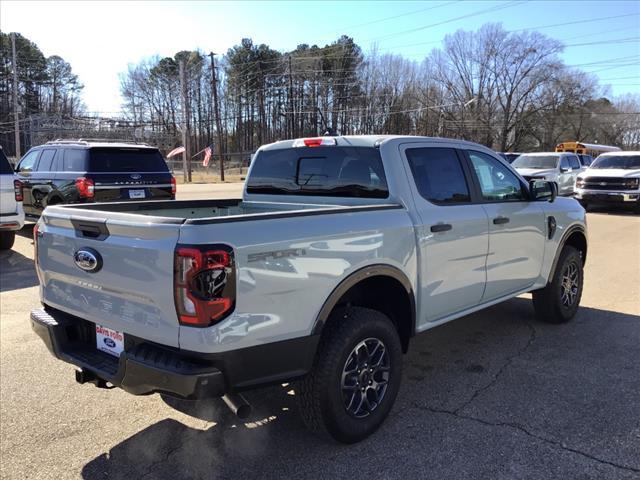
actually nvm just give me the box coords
[202,145,212,167]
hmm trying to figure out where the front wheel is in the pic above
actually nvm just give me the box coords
[297,307,403,443]
[0,231,16,250]
[533,245,583,323]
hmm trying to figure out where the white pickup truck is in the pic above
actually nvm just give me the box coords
[31,135,587,443]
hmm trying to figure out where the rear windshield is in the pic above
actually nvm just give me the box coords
[0,149,12,174]
[590,155,640,170]
[88,148,169,173]
[246,146,388,198]
[512,155,559,169]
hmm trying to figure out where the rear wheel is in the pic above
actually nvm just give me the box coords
[533,246,583,323]
[0,231,16,250]
[297,307,403,443]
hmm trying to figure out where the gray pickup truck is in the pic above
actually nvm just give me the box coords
[31,135,587,443]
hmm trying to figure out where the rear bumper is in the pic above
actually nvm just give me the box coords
[31,306,319,399]
[575,189,640,203]
[0,211,25,231]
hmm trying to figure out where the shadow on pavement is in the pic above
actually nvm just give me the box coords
[16,223,35,240]
[0,249,37,292]
[81,299,640,479]
[586,204,639,217]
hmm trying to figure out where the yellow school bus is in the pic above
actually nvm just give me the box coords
[555,142,621,156]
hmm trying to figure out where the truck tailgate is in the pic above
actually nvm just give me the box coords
[37,209,182,348]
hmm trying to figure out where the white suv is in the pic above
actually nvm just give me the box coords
[575,151,640,212]
[0,147,25,250]
[512,152,585,196]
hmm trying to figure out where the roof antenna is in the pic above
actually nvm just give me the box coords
[317,108,337,136]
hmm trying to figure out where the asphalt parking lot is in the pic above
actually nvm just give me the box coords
[1,185,638,480]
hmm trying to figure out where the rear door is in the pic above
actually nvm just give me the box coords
[88,147,173,202]
[28,148,58,213]
[37,209,183,347]
[401,143,489,325]
[464,150,546,301]
[557,156,575,195]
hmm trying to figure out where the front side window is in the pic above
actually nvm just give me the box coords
[569,155,581,169]
[405,147,470,204]
[16,150,40,174]
[468,151,525,202]
[246,146,388,198]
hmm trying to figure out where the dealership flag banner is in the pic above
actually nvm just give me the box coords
[167,146,186,158]
[203,145,212,167]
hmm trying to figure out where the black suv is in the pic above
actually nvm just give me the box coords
[14,140,175,218]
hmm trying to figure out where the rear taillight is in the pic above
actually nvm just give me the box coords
[13,179,23,202]
[170,176,176,197]
[174,245,236,327]
[75,177,95,199]
[33,223,39,267]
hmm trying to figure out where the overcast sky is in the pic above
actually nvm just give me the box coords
[2,0,638,114]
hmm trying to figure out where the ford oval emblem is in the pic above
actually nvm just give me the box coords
[104,337,116,348]
[130,174,142,180]
[73,248,102,273]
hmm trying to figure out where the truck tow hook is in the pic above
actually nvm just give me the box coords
[222,393,252,419]
[75,368,115,389]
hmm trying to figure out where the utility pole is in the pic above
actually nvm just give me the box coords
[288,55,294,138]
[179,58,191,182]
[11,33,20,159]
[209,52,224,182]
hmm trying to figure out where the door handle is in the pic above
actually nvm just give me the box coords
[493,216,510,225]
[430,223,452,233]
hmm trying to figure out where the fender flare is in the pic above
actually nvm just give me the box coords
[548,224,587,282]
[311,264,416,337]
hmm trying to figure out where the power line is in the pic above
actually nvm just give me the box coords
[364,0,526,43]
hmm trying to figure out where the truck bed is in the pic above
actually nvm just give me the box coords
[48,198,353,221]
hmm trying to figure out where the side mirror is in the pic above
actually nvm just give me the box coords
[560,167,570,173]
[529,180,557,203]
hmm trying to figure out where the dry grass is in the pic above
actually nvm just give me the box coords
[175,172,245,184]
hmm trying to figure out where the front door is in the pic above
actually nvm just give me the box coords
[464,150,546,301]
[15,150,41,216]
[401,144,489,327]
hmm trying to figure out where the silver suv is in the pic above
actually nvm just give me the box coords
[513,152,585,196]
[0,147,25,250]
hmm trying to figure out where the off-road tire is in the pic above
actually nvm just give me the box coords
[533,245,583,323]
[0,231,16,250]
[297,307,403,443]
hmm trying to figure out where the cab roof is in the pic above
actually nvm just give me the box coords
[260,134,490,151]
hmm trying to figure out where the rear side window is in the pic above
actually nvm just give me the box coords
[246,146,388,198]
[35,149,56,172]
[88,148,169,173]
[405,148,470,204]
[0,149,12,174]
[63,149,88,171]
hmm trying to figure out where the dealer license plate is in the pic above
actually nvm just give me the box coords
[129,189,145,199]
[96,325,124,357]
